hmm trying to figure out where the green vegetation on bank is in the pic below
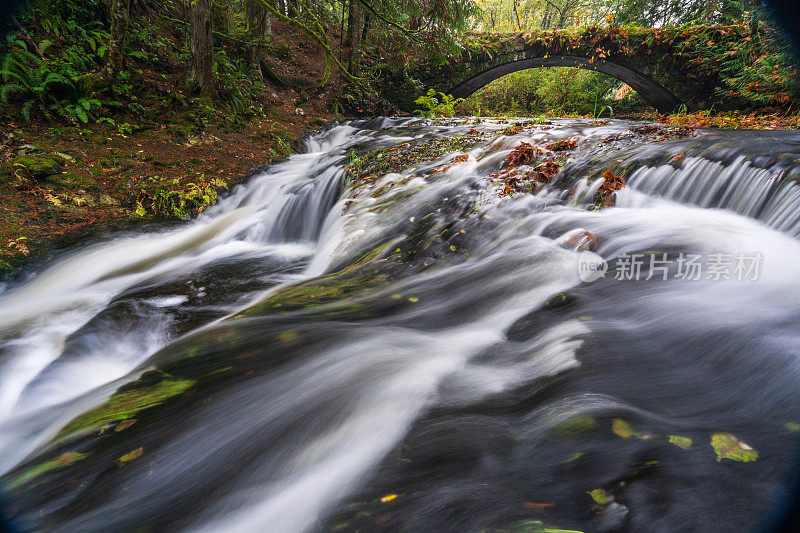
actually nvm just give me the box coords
[459,67,639,117]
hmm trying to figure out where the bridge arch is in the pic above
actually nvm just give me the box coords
[447,56,682,114]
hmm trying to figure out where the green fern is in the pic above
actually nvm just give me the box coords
[0,18,109,123]
[413,89,464,118]
[21,99,35,122]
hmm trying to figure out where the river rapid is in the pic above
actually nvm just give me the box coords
[1,117,799,533]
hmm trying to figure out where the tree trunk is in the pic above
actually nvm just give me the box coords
[541,3,552,30]
[556,0,576,30]
[246,0,271,79]
[190,0,214,91]
[347,0,363,76]
[227,2,236,34]
[361,12,371,45]
[102,0,131,83]
[214,0,236,34]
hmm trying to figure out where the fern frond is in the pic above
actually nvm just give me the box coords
[21,99,35,122]
[0,83,25,102]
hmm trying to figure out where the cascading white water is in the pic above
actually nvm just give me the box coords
[624,155,800,236]
[0,120,384,473]
[2,118,800,533]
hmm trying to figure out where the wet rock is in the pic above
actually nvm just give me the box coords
[44,173,101,192]
[11,154,64,180]
[557,228,598,251]
[99,194,121,206]
[544,291,578,311]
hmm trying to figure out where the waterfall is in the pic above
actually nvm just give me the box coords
[2,118,799,533]
[624,155,800,236]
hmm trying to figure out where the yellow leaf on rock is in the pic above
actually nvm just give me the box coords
[380,494,398,503]
[117,447,144,465]
[588,488,611,505]
[612,418,634,438]
[276,331,298,343]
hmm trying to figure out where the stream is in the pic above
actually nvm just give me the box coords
[1,117,800,532]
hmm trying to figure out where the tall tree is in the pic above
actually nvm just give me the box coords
[102,0,131,83]
[346,0,364,75]
[214,0,237,34]
[247,0,271,78]
[190,0,214,91]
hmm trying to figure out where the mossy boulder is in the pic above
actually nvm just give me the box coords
[44,172,101,192]
[12,155,65,180]
[55,374,196,440]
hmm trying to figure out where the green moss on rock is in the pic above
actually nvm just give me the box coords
[44,172,101,191]
[11,155,64,180]
[240,265,390,316]
[346,132,484,185]
[7,451,88,489]
[56,377,196,439]
[710,433,758,462]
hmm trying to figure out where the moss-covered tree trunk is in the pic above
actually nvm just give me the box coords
[190,0,214,92]
[211,0,237,34]
[246,0,271,79]
[346,0,363,76]
[102,0,131,83]
[222,0,237,34]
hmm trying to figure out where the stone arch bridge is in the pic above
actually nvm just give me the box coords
[392,24,750,114]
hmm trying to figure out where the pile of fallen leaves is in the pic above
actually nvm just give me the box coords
[546,137,578,151]
[504,142,543,167]
[501,123,524,136]
[594,170,626,206]
[431,153,470,174]
[662,112,800,130]
[495,146,562,195]
[497,161,561,195]
[491,138,575,196]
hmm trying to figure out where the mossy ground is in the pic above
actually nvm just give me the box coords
[0,110,334,274]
